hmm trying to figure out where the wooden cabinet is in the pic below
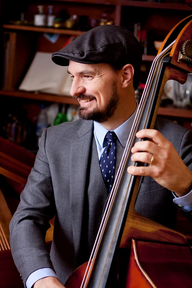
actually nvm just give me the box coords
[0,0,192,150]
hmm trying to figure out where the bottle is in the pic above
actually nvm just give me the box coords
[36,104,48,146]
[34,5,46,27]
[54,104,68,126]
[47,5,55,27]
[66,14,77,30]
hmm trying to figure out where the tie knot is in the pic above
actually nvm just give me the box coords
[104,131,116,148]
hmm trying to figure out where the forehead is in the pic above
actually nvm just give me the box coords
[68,61,113,75]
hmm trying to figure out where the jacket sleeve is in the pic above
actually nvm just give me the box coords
[172,128,192,221]
[9,128,56,285]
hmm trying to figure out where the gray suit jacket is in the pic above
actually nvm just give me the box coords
[9,117,192,286]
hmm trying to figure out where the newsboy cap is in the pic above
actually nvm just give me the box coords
[52,25,142,88]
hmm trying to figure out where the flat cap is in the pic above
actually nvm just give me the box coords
[52,25,142,88]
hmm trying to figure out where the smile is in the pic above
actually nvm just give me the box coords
[79,98,93,103]
[74,94,96,103]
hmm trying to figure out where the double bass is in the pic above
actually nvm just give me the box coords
[1,15,192,288]
[65,15,192,288]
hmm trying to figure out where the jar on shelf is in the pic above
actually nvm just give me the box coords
[34,5,46,27]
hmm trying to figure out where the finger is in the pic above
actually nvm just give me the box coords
[131,139,159,156]
[128,164,153,177]
[136,129,167,146]
[128,154,158,176]
[131,152,154,165]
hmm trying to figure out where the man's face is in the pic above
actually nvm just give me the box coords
[68,61,120,123]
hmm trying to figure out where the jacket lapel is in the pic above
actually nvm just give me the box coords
[69,120,94,256]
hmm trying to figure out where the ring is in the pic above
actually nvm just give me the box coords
[150,155,155,166]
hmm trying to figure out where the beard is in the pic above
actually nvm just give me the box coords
[77,81,119,123]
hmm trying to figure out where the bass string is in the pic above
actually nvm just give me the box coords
[79,56,162,287]
[80,44,172,288]
[115,41,175,182]
[101,42,174,224]
[80,40,175,288]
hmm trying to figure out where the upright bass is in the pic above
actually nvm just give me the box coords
[66,15,192,288]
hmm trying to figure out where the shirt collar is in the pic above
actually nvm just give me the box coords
[94,109,137,149]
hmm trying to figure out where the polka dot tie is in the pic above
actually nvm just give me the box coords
[100,131,117,193]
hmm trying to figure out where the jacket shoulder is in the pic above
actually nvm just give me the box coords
[155,116,190,141]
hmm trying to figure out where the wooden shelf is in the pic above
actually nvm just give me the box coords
[3,24,85,36]
[120,1,192,11]
[158,106,192,119]
[41,0,118,4]
[0,90,78,105]
[1,90,191,121]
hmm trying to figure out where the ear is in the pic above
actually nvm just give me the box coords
[121,64,134,88]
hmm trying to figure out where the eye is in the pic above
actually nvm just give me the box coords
[83,75,93,80]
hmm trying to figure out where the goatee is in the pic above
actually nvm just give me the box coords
[78,81,119,123]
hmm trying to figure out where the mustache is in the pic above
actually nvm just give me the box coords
[73,94,96,101]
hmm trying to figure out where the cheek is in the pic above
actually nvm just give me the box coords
[87,75,116,104]
[86,81,105,100]
[97,85,109,106]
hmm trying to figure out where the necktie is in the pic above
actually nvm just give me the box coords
[99,131,117,193]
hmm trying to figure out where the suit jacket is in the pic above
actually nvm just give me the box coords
[9,117,192,286]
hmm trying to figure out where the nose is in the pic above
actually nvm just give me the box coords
[70,79,85,97]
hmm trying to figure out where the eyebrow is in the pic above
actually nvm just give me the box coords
[67,68,99,76]
[67,70,72,75]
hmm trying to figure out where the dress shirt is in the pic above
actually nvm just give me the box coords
[26,114,192,287]
[93,111,136,173]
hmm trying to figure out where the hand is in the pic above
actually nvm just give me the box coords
[34,276,66,288]
[127,129,192,197]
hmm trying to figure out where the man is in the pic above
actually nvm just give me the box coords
[10,25,192,288]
